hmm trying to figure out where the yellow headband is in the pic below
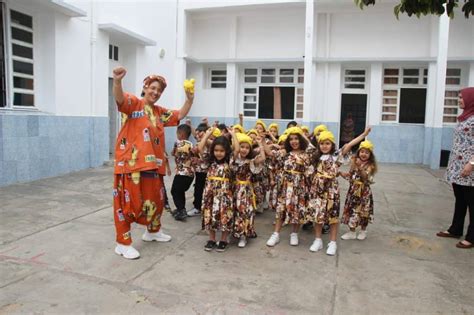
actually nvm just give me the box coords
[269,123,279,133]
[233,124,245,134]
[359,140,374,152]
[255,119,267,131]
[236,133,253,146]
[318,130,335,144]
[301,125,309,133]
[313,124,328,136]
[285,126,304,136]
[278,134,288,144]
[247,129,258,136]
[212,128,222,138]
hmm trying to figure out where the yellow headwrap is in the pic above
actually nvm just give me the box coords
[359,140,374,152]
[247,129,258,136]
[236,133,253,146]
[255,119,267,131]
[269,123,279,134]
[313,124,328,136]
[301,125,309,133]
[318,130,335,144]
[278,134,288,144]
[212,128,222,138]
[233,124,245,134]
[285,126,304,136]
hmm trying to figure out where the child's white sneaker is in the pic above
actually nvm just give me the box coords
[290,232,299,246]
[309,238,323,252]
[238,236,247,248]
[357,230,367,240]
[186,208,200,217]
[341,231,357,240]
[115,243,140,259]
[142,230,172,242]
[326,241,337,256]
[266,232,280,247]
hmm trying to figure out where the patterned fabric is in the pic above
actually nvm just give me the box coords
[251,146,270,207]
[306,150,346,225]
[446,116,474,186]
[113,171,163,245]
[274,150,310,225]
[231,157,262,238]
[173,140,195,177]
[201,162,234,232]
[194,146,210,173]
[268,147,283,211]
[114,93,180,175]
[341,164,375,229]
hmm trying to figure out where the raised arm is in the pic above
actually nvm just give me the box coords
[178,89,194,121]
[228,128,240,158]
[113,67,126,105]
[239,113,243,126]
[254,136,266,164]
[262,137,274,157]
[198,127,213,154]
[341,126,371,156]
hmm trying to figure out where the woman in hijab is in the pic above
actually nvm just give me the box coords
[437,87,474,249]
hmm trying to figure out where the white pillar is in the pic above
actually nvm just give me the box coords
[427,12,450,169]
[469,62,474,87]
[174,5,187,106]
[225,63,238,125]
[303,0,315,123]
[367,63,382,126]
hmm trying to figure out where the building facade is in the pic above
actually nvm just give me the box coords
[0,0,473,186]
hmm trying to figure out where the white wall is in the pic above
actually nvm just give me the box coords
[448,17,474,58]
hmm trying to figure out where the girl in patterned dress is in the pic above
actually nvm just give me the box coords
[199,127,239,252]
[269,133,287,212]
[232,133,266,248]
[306,127,371,256]
[265,127,311,247]
[340,140,377,241]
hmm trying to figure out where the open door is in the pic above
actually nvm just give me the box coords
[339,94,367,148]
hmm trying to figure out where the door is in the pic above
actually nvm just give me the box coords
[339,94,367,148]
[108,78,120,157]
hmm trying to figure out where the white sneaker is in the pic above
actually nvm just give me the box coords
[290,233,299,246]
[357,230,367,240]
[142,230,172,242]
[326,241,337,256]
[341,231,357,240]
[238,236,247,248]
[187,208,201,217]
[115,244,140,259]
[309,238,323,252]
[266,232,280,247]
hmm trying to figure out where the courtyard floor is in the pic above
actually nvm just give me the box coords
[0,163,472,314]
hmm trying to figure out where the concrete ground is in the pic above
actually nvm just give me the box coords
[0,163,472,315]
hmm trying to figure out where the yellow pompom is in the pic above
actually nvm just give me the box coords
[318,130,335,144]
[212,128,222,138]
[184,78,195,93]
[359,140,374,152]
[233,124,245,134]
[236,133,253,146]
[313,124,328,137]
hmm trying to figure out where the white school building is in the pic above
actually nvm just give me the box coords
[0,0,473,186]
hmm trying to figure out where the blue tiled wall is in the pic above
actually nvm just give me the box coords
[0,114,108,187]
[441,127,454,150]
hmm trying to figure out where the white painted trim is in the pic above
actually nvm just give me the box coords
[98,23,156,46]
[49,0,87,18]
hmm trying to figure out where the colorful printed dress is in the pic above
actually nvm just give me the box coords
[251,147,267,209]
[231,157,262,238]
[201,161,234,232]
[446,115,474,187]
[306,150,347,225]
[268,146,283,211]
[341,162,375,229]
[274,150,311,225]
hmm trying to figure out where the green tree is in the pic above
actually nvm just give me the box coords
[354,0,474,18]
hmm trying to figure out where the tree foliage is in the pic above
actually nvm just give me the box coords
[354,0,474,19]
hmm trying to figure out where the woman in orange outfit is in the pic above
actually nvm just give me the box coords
[112,66,194,259]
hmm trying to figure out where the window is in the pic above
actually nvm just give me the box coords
[0,3,6,107]
[11,9,34,106]
[242,67,304,119]
[109,44,119,61]
[209,69,226,88]
[443,68,462,124]
[399,88,426,124]
[343,69,366,89]
[381,67,428,123]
